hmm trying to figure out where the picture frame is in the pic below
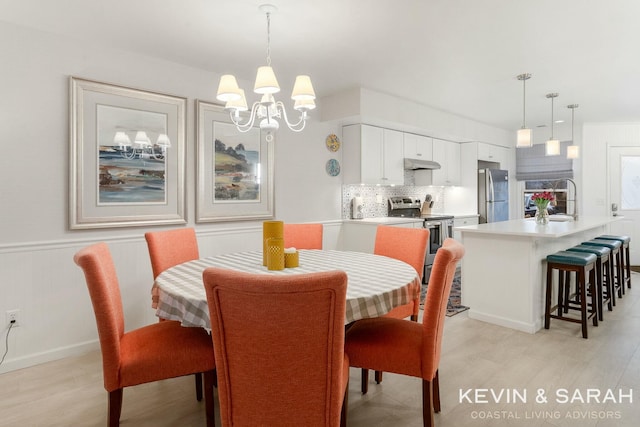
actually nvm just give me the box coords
[69,77,186,229]
[196,100,274,222]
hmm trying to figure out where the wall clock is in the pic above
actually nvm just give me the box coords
[325,134,341,152]
[326,159,341,176]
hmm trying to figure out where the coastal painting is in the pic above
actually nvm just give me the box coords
[213,121,261,203]
[195,100,273,222]
[97,105,168,204]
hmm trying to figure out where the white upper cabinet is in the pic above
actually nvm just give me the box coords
[432,138,461,186]
[403,133,433,160]
[477,142,511,169]
[343,124,404,185]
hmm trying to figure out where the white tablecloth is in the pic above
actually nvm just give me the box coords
[154,250,419,327]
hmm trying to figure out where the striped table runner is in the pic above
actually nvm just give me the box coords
[155,249,419,327]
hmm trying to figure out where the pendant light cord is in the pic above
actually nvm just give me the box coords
[522,78,527,127]
[550,96,554,139]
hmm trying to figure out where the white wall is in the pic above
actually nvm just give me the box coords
[0,22,342,372]
[582,122,640,216]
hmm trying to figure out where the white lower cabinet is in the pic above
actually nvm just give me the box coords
[453,216,479,240]
[342,220,423,253]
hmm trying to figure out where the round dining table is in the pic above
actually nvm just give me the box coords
[153,249,420,327]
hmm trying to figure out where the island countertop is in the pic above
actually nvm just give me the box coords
[457,215,620,334]
[454,216,620,238]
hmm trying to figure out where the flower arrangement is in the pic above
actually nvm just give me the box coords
[531,191,554,224]
[531,191,555,209]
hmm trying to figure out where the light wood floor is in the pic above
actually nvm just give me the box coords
[1,276,638,427]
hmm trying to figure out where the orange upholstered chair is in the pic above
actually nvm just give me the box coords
[202,267,348,427]
[145,227,200,279]
[74,243,216,427]
[345,238,465,427]
[366,225,429,388]
[145,227,203,399]
[375,225,429,321]
[283,223,324,249]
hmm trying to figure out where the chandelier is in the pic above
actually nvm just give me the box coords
[216,4,316,141]
[113,131,170,160]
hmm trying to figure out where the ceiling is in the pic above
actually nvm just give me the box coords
[3,0,640,139]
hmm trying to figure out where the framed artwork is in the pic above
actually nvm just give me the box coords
[69,77,186,229]
[196,100,274,222]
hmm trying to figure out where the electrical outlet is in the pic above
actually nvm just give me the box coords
[6,310,20,327]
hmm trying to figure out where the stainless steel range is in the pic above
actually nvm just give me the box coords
[388,196,454,283]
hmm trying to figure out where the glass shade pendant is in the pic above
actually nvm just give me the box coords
[567,104,579,159]
[545,139,560,156]
[516,73,532,147]
[545,93,560,156]
[517,128,532,147]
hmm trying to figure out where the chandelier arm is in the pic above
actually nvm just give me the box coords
[275,101,307,132]
[151,146,164,160]
[229,103,261,132]
[121,147,136,160]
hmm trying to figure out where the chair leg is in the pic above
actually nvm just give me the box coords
[361,368,369,394]
[108,389,123,427]
[422,379,435,427]
[195,372,203,401]
[204,370,216,427]
[432,370,441,413]
[340,379,349,427]
[375,370,383,384]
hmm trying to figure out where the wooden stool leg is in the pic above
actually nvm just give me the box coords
[560,270,568,315]
[625,245,631,289]
[607,257,616,307]
[590,267,598,327]
[616,251,624,297]
[545,263,553,330]
[579,268,588,339]
[595,260,604,321]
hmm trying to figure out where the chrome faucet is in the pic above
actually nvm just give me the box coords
[566,178,578,220]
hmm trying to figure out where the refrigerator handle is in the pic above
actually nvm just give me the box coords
[488,171,495,203]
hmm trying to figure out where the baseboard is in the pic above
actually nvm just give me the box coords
[0,339,99,374]
[467,309,540,334]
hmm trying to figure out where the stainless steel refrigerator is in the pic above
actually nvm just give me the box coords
[478,168,509,223]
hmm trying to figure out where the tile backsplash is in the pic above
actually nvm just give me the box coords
[342,184,445,219]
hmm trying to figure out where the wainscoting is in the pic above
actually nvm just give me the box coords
[0,221,342,373]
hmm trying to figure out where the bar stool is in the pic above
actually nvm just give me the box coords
[597,235,631,291]
[567,244,614,320]
[545,251,598,339]
[582,239,623,299]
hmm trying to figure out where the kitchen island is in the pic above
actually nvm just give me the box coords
[455,216,620,333]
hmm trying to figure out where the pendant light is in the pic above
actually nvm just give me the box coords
[516,73,532,147]
[545,93,560,156]
[566,104,579,159]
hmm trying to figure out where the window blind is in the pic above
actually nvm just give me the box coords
[515,142,574,181]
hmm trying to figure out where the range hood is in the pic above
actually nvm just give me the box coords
[404,158,442,170]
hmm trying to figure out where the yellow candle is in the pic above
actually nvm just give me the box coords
[263,221,284,266]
